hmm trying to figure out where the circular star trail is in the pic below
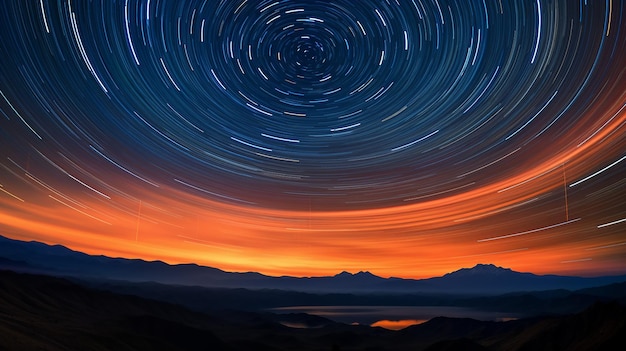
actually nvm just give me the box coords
[0,0,624,277]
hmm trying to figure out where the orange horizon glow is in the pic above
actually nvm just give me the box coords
[1,104,625,279]
[2,0,626,283]
[1,79,625,279]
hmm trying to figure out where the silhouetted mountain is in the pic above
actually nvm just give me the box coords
[2,235,625,294]
[1,269,624,351]
[383,263,626,294]
[0,270,230,351]
[0,255,33,270]
[72,274,625,324]
[516,300,626,350]
[576,280,626,299]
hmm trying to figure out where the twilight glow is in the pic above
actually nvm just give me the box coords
[0,0,624,278]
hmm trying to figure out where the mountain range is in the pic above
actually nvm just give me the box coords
[2,234,625,294]
[2,234,626,350]
[1,269,625,351]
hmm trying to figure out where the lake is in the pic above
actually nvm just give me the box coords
[269,305,520,330]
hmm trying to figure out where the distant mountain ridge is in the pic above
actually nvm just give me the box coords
[1,234,625,294]
[3,269,625,351]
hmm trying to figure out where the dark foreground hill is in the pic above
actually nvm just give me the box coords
[77,275,626,320]
[1,269,625,351]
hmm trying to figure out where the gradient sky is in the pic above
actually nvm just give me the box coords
[0,0,624,279]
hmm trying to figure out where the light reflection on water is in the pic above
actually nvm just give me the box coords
[269,306,519,330]
[371,319,428,330]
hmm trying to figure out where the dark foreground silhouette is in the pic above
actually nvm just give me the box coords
[1,270,625,351]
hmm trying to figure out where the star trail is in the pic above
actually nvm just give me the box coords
[0,0,624,278]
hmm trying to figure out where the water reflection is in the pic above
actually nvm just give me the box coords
[370,319,427,330]
[270,305,520,330]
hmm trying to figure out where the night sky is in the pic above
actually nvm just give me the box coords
[0,0,624,278]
